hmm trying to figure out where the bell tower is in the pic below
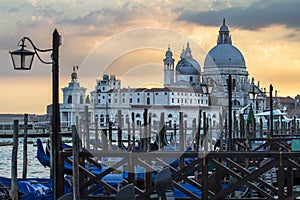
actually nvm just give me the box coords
[163,45,175,87]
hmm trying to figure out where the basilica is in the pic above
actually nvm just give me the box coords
[55,19,266,133]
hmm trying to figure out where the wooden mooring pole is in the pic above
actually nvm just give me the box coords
[85,105,90,149]
[228,74,233,150]
[22,114,28,179]
[203,112,208,151]
[10,120,19,200]
[95,115,99,150]
[117,110,122,149]
[131,112,136,150]
[72,125,80,200]
[195,110,202,151]
[179,112,184,151]
[270,84,274,137]
[159,112,165,149]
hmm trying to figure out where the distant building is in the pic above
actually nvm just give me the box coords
[0,114,48,134]
[266,94,300,118]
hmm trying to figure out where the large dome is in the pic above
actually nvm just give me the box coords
[204,44,245,68]
[204,19,245,69]
[176,43,201,75]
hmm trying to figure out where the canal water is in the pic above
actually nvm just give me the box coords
[0,138,50,178]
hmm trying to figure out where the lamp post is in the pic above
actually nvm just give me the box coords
[201,83,213,106]
[228,74,233,151]
[202,76,228,150]
[249,83,258,114]
[270,84,274,137]
[248,88,257,103]
[10,29,63,199]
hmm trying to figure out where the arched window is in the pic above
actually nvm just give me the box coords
[147,97,150,105]
[168,114,172,118]
[136,113,141,118]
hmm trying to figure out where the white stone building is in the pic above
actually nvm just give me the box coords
[57,66,88,130]
[56,19,266,133]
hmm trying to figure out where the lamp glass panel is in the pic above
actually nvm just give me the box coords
[201,85,208,94]
[207,85,214,94]
[10,48,34,70]
[249,92,257,100]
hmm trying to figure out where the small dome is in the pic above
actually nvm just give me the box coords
[176,43,201,75]
[176,58,201,75]
[163,46,175,64]
[165,46,173,57]
[71,71,77,81]
[204,44,245,68]
[220,24,229,32]
[103,74,109,80]
[220,18,229,32]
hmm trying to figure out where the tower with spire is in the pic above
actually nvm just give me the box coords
[163,45,175,87]
[60,66,87,126]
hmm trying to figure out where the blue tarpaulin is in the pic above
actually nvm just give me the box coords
[0,176,72,200]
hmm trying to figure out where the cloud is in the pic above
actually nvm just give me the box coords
[177,0,300,30]
[7,7,18,13]
[57,2,143,27]
[55,6,137,38]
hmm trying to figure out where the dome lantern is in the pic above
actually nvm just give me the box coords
[217,18,232,45]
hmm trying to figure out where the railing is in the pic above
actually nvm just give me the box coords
[60,135,300,199]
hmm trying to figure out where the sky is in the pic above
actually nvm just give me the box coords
[1,0,300,114]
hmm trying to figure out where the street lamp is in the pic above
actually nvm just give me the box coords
[248,82,258,114]
[9,29,63,199]
[248,87,257,103]
[9,40,35,70]
[201,83,213,105]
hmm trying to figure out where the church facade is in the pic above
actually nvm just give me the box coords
[202,19,266,114]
